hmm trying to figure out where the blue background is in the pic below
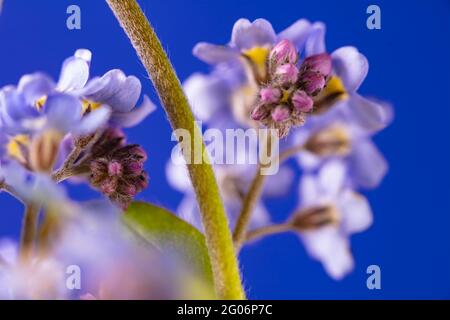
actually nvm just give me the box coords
[0,0,449,299]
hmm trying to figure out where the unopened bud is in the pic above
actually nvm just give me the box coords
[271,105,291,122]
[300,71,326,96]
[269,39,298,65]
[275,64,299,85]
[259,87,281,104]
[292,90,314,112]
[301,53,332,76]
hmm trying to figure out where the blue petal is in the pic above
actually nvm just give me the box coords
[277,19,312,51]
[331,46,368,92]
[348,138,388,189]
[56,50,91,92]
[305,22,327,56]
[76,106,111,135]
[193,42,239,64]
[81,70,142,113]
[109,95,156,128]
[17,73,55,105]
[44,94,82,133]
[231,18,276,50]
[348,94,393,132]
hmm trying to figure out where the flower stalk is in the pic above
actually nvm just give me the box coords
[106,0,245,299]
[19,205,39,261]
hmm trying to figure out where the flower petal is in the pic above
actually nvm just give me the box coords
[339,191,373,234]
[183,73,230,121]
[305,22,326,56]
[44,94,82,133]
[348,94,393,133]
[17,73,55,105]
[318,160,347,197]
[83,70,142,113]
[331,46,368,92]
[231,18,276,50]
[348,138,388,189]
[56,51,91,92]
[277,19,312,51]
[76,106,111,135]
[109,95,156,128]
[301,227,354,280]
[193,42,239,64]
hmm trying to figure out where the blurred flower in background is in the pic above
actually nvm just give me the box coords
[179,17,392,279]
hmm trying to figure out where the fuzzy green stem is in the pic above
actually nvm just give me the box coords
[246,223,293,243]
[19,205,39,261]
[106,0,245,299]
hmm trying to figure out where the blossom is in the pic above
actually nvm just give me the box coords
[81,128,149,209]
[294,120,388,189]
[292,160,372,279]
[250,44,332,137]
[185,18,321,129]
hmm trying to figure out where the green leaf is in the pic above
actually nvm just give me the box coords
[123,201,214,296]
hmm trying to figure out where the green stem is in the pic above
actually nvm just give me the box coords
[246,223,293,243]
[19,205,39,261]
[106,0,245,300]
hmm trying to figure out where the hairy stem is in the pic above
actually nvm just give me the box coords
[233,142,304,249]
[19,205,39,261]
[246,223,293,243]
[106,0,245,299]
[233,134,273,250]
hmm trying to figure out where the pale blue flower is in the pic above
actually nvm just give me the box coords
[295,160,372,280]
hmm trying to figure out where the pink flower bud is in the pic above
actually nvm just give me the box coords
[300,72,326,96]
[101,178,117,195]
[271,105,291,122]
[108,160,122,176]
[125,161,144,175]
[129,145,147,161]
[275,64,299,85]
[251,104,270,121]
[301,53,332,77]
[292,90,314,112]
[270,39,298,65]
[259,87,281,103]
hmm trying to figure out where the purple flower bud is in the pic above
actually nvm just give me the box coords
[300,72,326,96]
[125,161,144,175]
[301,53,332,77]
[137,172,149,190]
[270,39,298,65]
[292,90,314,112]
[271,105,291,122]
[275,64,299,85]
[251,104,270,121]
[108,160,122,176]
[128,145,147,161]
[259,87,281,104]
[100,178,117,195]
[120,184,137,197]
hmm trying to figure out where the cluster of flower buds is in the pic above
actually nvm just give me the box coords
[87,128,148,209]
[251,39,332,137]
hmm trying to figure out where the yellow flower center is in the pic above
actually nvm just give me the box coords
[313,76,349,114]
[7,134,30,164]
[242,46,270,83]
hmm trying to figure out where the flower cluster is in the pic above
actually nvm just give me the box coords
[179,18,392,279]
[0,49,154,208]
[87,128,149,209]
[251,40,332,137]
